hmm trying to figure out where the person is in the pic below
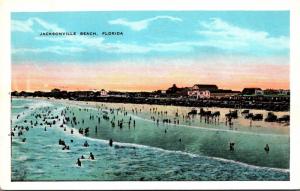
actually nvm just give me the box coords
[109,139,113,147]
[83,140,89,147]
[62,145,69,150]
[229,142,235,151]
[76,158,81,167]
[89,152,95,160]
[264,144,270,153]
[81,155,85,159]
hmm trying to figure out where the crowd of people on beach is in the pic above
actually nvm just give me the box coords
[12,102,279,170]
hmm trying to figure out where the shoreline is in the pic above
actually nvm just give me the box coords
[12,96,290,133]
[11,95,290,112]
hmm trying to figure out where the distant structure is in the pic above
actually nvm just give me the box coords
[191,84,218,91]
[263,89,290,96]
[166,84,191,96]
[100,89,108,97]
[242,88,262,95]
[187,84,239,99]
[210,89,241,99]
[187,84,218,99]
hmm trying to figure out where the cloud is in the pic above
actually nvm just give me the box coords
[12,19,34,32]
[108,16,182,31]
[197,18,289,50]
[12,17,65,32]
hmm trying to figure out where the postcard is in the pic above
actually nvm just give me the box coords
[0,0,300,190]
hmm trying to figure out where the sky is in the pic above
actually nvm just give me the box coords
[11,11,290,92]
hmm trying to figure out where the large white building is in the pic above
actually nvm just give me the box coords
[187,84,218,99]
[188,90,211,99]
[100,89,108,97]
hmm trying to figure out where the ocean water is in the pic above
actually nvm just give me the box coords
[11,98,290,181]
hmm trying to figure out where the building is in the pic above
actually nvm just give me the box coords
[210,89,241,98]
[242,88,262,95]
[188,84,218,99]
[166,84,191,97]
[191,84,218,91]
[100,89,108,97]
[263,89,279,95]
[255,89,264,95]
[187,90,208,98]
[278,89,290,95]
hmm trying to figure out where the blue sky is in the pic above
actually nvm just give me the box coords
[11,11,289,64]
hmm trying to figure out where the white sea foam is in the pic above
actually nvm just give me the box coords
[12,99,53,124]
[15,156,28,161]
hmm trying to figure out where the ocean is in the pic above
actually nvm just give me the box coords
[11,98,290,181]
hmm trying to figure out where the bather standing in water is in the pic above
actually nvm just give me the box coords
[109,139,113,147]
[229,142,235,151]
[89,152,95,160]
[264,144,270,153]
[76,158,81,167]
[83,140,89,147]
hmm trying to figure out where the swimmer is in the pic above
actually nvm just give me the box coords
[264,144,270,153]
[229,142,235,151]
[109,139,113,147]
[89,152,95,160]
[76,158,81,167]
[83,140,89,147]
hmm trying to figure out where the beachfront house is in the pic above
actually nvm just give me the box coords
[187,89,210,99]
[278,89,290,95]
[166,84,191,97]
[191,84,218,91]
[210,89,241,99]
[242,88,262,95]
[100,89,108,97]
[187,84,218,99]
